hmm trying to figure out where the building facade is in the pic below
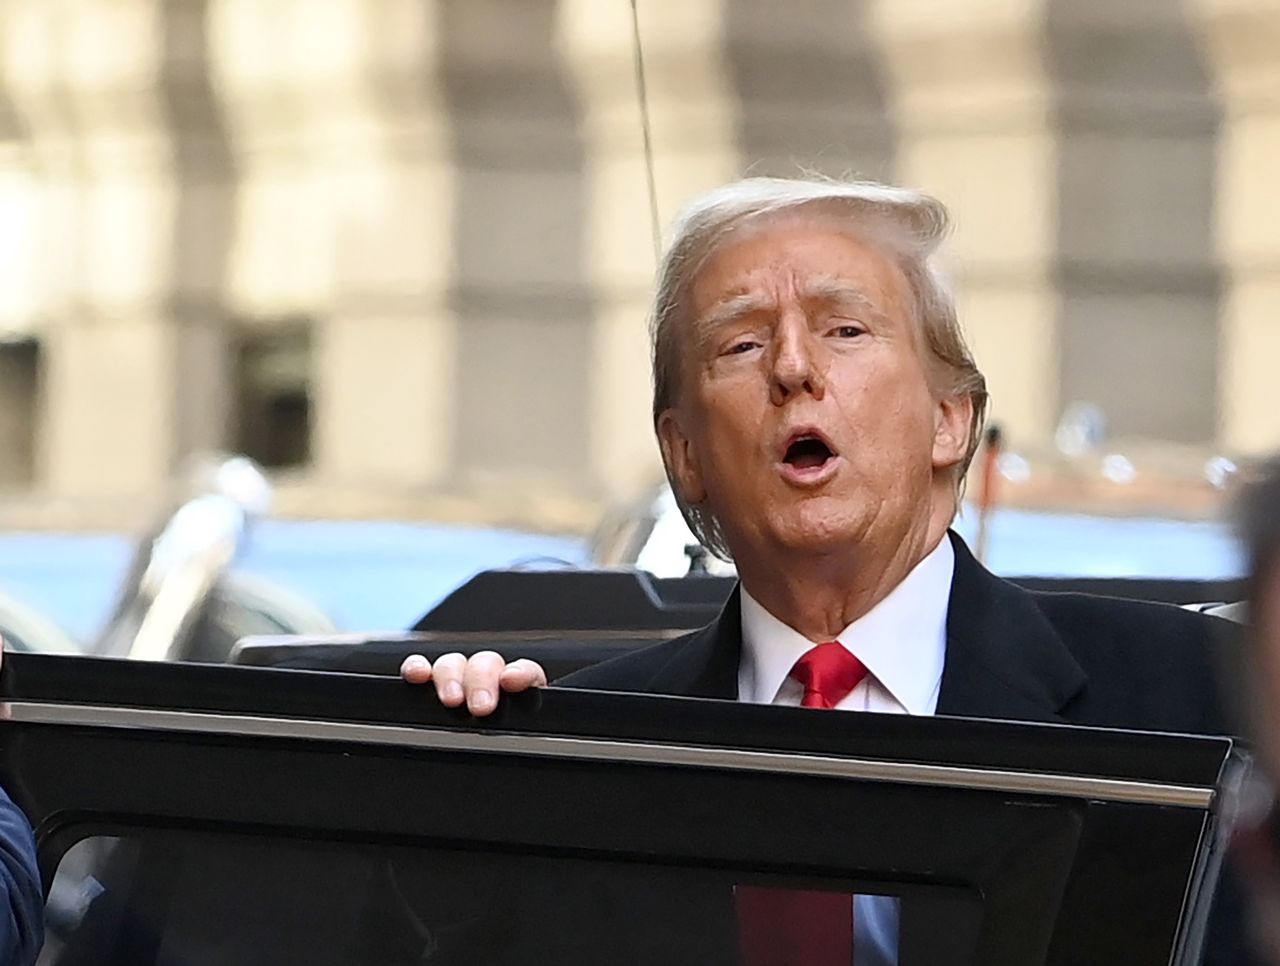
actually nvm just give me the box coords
[0,0,1277,531]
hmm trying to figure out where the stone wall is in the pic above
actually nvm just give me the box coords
[0,0,1276,529]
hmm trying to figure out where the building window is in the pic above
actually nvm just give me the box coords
[0,337,40,487]
[233,325,312,470]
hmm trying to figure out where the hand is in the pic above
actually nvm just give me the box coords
[400,651,547,716]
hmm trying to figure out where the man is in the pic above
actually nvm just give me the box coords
[0,644,45,966]
[1226,461,1280,963]
[402,177,1242,962]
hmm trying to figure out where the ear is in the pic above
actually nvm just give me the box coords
[931,392,973,472]
[657,409,708,506]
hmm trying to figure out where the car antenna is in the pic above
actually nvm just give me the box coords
[629,0,663,264]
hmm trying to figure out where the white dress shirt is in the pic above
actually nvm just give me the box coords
[736,535,953,713]
[734,535,955,966]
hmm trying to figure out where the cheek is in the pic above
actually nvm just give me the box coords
[703,422,767,490]
[697,383,769,444]
[837,368,936,444]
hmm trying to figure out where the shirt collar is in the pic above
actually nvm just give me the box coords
[737,536,954,714]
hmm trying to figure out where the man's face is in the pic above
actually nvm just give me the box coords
[657,214,970,562]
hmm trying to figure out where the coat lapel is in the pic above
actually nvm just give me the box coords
[645,586,744,700]
[936,532,1087,723]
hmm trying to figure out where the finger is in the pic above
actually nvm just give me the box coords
[499,659,547,692]
[430,653,469,707]
[400,654,432,684]
[462,651,507,716]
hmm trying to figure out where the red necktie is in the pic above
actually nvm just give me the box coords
[735,642,870,965]
[789,640,869,709]
[735,885,853,966]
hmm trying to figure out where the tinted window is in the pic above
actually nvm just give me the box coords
[39,829,978,966]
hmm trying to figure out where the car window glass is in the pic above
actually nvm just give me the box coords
[37,828,980,966]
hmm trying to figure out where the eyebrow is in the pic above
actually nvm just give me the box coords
[693,280,887,339]
[695,293,773,333]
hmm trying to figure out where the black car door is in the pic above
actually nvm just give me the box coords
[0,652,1245,966]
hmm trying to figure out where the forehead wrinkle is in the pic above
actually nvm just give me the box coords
[696,274,867,328]
[686,251,907,356]
[797,276,883,315]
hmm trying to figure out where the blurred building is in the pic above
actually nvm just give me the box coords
[0,0,1277,531]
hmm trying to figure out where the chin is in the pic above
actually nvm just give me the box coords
[768,513,864,556]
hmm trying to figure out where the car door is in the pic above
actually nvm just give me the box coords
[0,651,1246,966]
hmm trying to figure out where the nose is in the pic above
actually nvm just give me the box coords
[768,314,826,405]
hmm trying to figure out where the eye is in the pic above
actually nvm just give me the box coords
[827,322,866,339]
[723,339,762,356]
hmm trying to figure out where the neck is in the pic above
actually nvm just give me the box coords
[733,495,954,642]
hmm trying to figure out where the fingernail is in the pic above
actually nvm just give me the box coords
[403,656,427,672]
[445,682,463,702]
[472,690,493,711]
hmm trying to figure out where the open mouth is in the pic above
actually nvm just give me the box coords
[782,435,836,470]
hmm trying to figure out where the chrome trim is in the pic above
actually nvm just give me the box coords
[92,454,273,662]
[5,701,1215,809]
[235,627,688,650]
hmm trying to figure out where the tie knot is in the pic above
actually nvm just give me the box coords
[789,641,869,709]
